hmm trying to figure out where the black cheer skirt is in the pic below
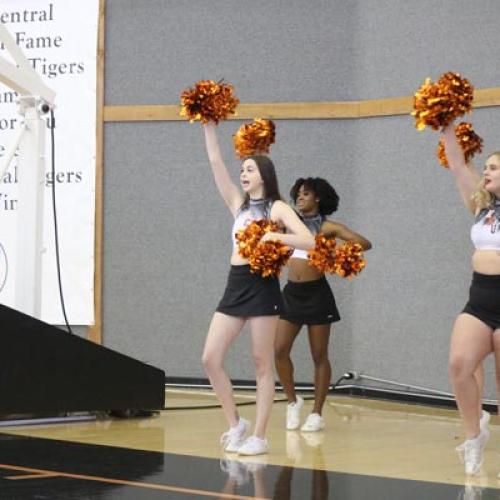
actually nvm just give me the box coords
[462,272,500,330]
[216,265,284,317]
[280,276,340,326]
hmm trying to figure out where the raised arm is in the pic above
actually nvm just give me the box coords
[204,124,244,216]
[321,221,372,250]
[263,200,315,250]
[442,122,481,214]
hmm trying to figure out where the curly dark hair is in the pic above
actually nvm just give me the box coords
[290,177,339,215]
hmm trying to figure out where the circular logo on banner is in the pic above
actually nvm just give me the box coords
[0,243,8,293]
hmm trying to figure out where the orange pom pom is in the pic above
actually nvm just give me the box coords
[249,240,292,277]
[235,220,279,259]
[412,72,473,131]
[235,219,291,277]
[179,79,239,124]
[307,234,337,273]
[437,122,483,168]
[233,119,276,159]
[334,242,366,279]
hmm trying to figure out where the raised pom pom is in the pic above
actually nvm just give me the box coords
[307,234,337,274]
[437,121,483,168]
[179,79,239,124]
[334,242,366,279]
[249,240,293,277]
[412,72,473,131]
[233,119,276,159]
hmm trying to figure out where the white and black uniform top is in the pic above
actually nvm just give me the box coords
[291,213,325,259]
[232,198,273,248]
[471,201,500,251]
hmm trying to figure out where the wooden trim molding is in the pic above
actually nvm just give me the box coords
[87,0,106,344]
[103,88,500,123]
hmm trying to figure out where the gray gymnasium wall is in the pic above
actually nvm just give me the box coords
[103,0,500,397]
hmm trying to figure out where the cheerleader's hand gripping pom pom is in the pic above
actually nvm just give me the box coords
[307,234,338,274]
[233,119,276,159]
[437,121,483,168]
[236,220,280,259]
[412,72,473,131]
[249,240,292,277]
[179,79,239,124]
[334,242,366,279]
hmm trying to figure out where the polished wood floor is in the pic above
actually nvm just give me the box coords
[1,389,499,494]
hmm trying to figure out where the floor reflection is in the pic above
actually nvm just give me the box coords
[219,430,330,500]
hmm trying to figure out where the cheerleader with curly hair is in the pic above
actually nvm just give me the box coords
[275,177,371,432]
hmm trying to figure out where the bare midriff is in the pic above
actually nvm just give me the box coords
[287,257,324,282]
[472,250,500,275]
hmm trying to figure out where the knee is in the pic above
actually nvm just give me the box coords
[252,352,273,377]
[202,351,220,375]
[311,350,329,367]
[274,343,291,362]
[448,355,472,382]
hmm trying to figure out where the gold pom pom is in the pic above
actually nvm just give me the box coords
[235,220,278,259]
[233,119,276,159]
[412,72,473,131]
[179,79,239,124]
[235,219,291,277]
[307,234,337,273]
[333,242,366,279]
[437,121,483,168]
[249,240,293,277]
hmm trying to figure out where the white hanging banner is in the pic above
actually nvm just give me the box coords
[0,0,99,324]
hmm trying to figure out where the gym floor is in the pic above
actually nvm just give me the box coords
[0,390,498,499]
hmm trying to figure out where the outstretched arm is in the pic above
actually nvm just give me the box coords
[262,200,315,250]
[204,124,244,216]
[442,122,481,214]
[321,221,372,250]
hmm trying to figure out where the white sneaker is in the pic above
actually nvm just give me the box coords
[286,396,304,430]
[456,411,490,456]
[300,413,325,432]
[237,436,269,456]
[221,418,250,453]
[464,427,490,476]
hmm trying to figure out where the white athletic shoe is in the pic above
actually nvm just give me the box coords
[221,418,250,453]
[456,411,490,457]
[237,436,269,456]
[286,396,304,430]
[463,427,490,476]
[300,413,325,432]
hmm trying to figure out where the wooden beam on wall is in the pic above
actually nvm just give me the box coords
[103,88,500,123]
[87,0,106,344]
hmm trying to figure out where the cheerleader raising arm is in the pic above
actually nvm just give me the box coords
[442,121,481,214]
[204,123,244,216]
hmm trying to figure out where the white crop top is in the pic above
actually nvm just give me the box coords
[470,209,500,250]
[232,199,273,248]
